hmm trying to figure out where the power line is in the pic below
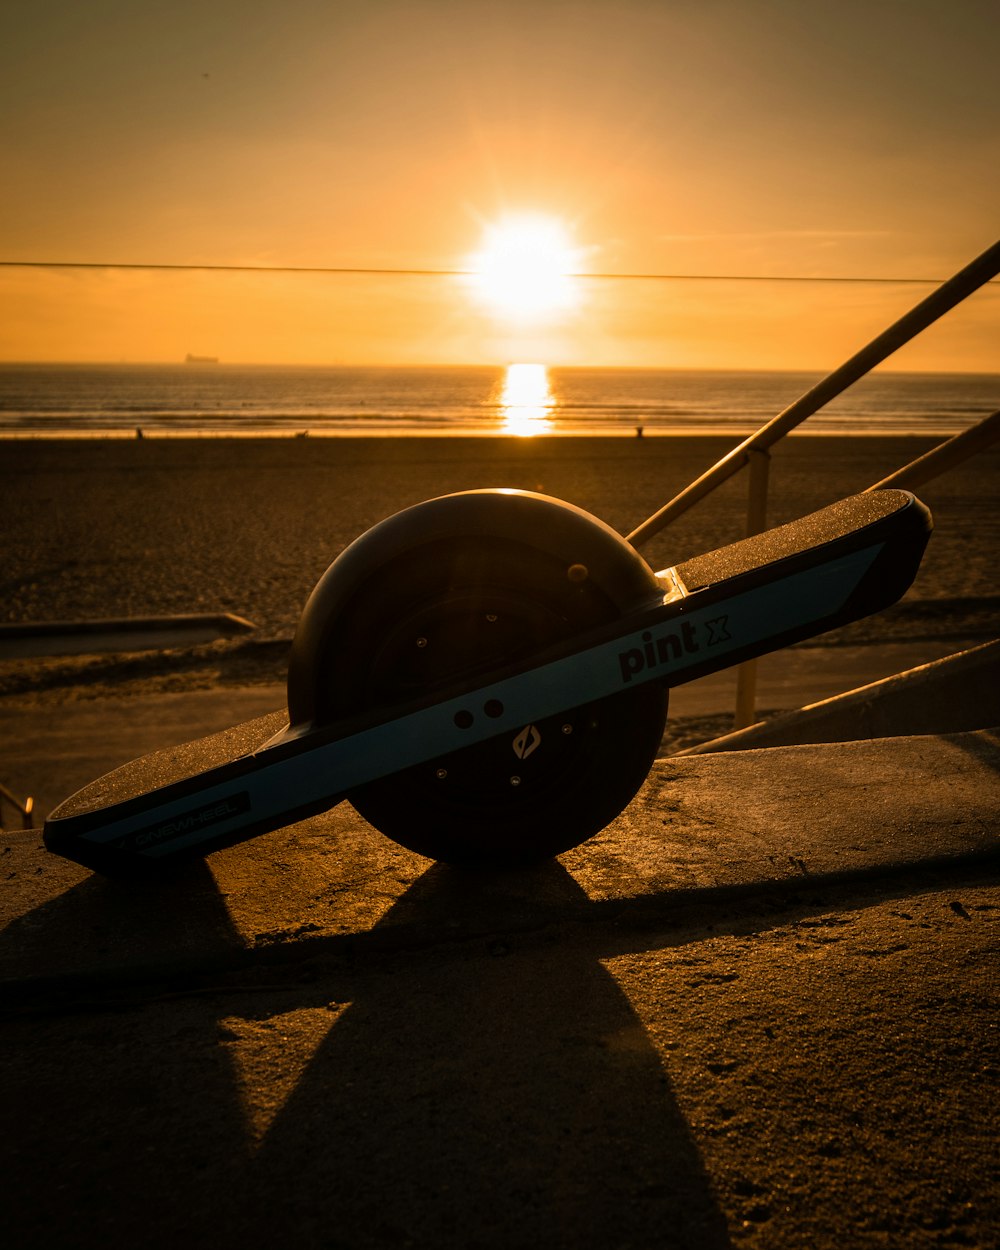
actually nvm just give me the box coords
[2,258,994,285]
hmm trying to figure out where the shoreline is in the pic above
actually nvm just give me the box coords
[0,426,978,439]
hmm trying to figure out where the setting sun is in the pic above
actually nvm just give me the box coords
[467,215,582,323]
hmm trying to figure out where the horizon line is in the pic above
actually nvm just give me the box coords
[2,358,998,377]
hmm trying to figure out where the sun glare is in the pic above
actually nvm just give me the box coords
[468,215,582,323]
[497,362,556,436]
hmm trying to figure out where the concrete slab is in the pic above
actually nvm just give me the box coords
[4,729,998,995]
[3,729,999,1250]
[5,869,997,1250]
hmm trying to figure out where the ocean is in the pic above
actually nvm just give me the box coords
[0,362,997,437]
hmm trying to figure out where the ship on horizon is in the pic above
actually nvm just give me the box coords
[185,352,219,364]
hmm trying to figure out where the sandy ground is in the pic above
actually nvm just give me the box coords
[4,435,998,639]
[3,434,997,702]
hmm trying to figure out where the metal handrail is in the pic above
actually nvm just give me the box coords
[627,238,1000,549]
[723,407,1000,729]
[866,409,1000,492]
[625,238,1000,730]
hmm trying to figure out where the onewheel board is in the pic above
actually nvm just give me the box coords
[44,487,931,875]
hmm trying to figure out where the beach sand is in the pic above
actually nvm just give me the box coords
[3,435,997,727]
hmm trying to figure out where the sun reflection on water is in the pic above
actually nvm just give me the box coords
[498,362,556,436]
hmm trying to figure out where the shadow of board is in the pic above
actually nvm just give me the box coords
[2,861,732,1250]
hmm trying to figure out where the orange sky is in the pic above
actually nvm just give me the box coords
[2,0,998,370]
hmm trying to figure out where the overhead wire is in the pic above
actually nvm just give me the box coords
[3,259,997,285]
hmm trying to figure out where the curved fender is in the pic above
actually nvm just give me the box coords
[286,489,662,729]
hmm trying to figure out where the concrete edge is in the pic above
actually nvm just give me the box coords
[0,613,256,639]
[0,613,257,660]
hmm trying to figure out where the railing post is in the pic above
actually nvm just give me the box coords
[0,782,35,830]
[734,447,771,729]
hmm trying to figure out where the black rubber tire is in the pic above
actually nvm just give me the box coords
[287,491,668,866]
